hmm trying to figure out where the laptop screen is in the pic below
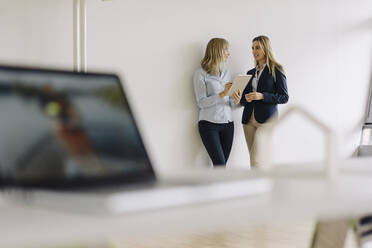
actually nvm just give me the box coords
[0,66,155,188]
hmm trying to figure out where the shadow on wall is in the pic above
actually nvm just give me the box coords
[355,17,372,157]
[175,41,210,167]
[362,18,372,123]
[359,18,372,156]
[344,17,372,157]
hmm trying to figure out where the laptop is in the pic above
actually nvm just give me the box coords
[0,65,271,214]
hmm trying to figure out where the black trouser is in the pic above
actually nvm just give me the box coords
[198,120,234,166]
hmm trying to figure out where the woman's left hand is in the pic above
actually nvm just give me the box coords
[245,92,264,102]
[233,89,242,104]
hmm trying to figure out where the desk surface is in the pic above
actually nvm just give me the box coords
[1,157,372,248]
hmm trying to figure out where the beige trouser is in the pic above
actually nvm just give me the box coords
[243,111,266,168]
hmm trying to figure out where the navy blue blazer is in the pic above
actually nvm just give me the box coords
[240,66,289,124]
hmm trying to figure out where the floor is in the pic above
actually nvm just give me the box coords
[50,220,359,248]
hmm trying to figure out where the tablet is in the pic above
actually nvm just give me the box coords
[227,75,252,96]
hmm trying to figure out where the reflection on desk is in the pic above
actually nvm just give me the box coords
[1,157,372,248]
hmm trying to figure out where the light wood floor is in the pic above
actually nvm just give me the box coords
[52,220,359,248]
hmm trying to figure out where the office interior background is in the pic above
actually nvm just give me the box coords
[0,0,371,172]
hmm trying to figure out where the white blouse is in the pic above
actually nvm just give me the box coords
[193,67,235,123]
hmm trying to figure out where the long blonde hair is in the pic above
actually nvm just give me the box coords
[201,38,229,76]
[253,35,284,81]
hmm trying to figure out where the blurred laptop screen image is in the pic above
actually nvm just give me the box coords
[0,66,154,188]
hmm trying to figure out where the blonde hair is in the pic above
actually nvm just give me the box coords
[201,38,229,76]
[252,35,285,81]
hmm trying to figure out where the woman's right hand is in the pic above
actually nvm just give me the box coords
[219,82,232,98]
[245,92,264,102]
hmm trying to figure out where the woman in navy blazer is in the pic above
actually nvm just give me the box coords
[240,35,289,167]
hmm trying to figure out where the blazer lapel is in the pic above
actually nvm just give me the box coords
[247,74,254,92]
[257,66,269,91]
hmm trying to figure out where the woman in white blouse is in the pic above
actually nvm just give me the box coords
[193,38,241,167]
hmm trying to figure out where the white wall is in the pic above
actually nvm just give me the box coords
[0,1,72,68]
[0,0,371,172]
[0,2,27,63]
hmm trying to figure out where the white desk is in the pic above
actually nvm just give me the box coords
[1,157,372,248]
